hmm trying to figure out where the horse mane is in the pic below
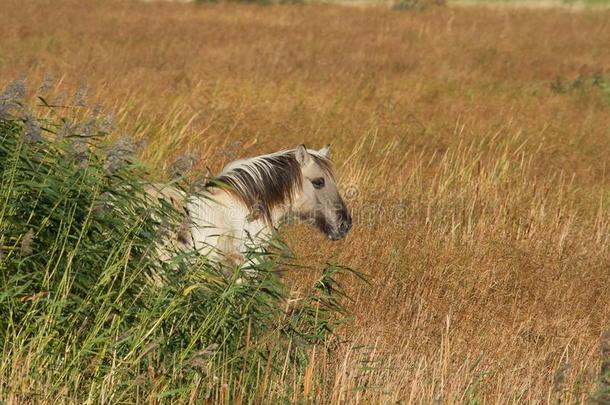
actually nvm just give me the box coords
[213,149,333,225]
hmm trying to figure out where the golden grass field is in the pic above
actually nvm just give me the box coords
[2,0,610,402]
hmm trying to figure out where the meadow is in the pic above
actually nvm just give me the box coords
[1,0,610,403]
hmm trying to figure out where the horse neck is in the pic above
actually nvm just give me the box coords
[268,199,294,229]
[210,188,292,230]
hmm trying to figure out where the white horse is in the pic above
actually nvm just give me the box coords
[151,144,352,265]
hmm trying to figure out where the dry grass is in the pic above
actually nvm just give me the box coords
[2,0,610,402]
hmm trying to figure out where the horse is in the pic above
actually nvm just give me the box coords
[149,144,352,266]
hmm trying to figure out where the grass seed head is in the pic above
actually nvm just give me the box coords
[23,113,43,143]
[37,74,55,95]
[20,229,34,257]
[73,83,88,107]
[104,134,135,174]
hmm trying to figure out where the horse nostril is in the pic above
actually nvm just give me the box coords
[339,219,351,234]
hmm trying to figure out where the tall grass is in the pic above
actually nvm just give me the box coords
[1,1,610,402]
[0,86,353,403]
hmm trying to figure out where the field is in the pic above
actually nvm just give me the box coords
[1,0,610,403]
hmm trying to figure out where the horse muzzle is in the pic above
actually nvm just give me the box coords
[327,213,352,240]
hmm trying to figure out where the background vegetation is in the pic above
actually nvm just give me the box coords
[1,0,609,402]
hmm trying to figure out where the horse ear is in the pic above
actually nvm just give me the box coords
[319,144,331,158]
[295,144,310,166]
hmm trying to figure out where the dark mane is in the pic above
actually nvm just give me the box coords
[213,149,333,225]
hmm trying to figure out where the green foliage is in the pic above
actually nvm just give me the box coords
[550,73,610,105]
[590,329,610,404]
[392,0,446,11]
[0,85,351,402]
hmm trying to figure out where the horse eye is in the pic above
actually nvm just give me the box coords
[311,177,325,189]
